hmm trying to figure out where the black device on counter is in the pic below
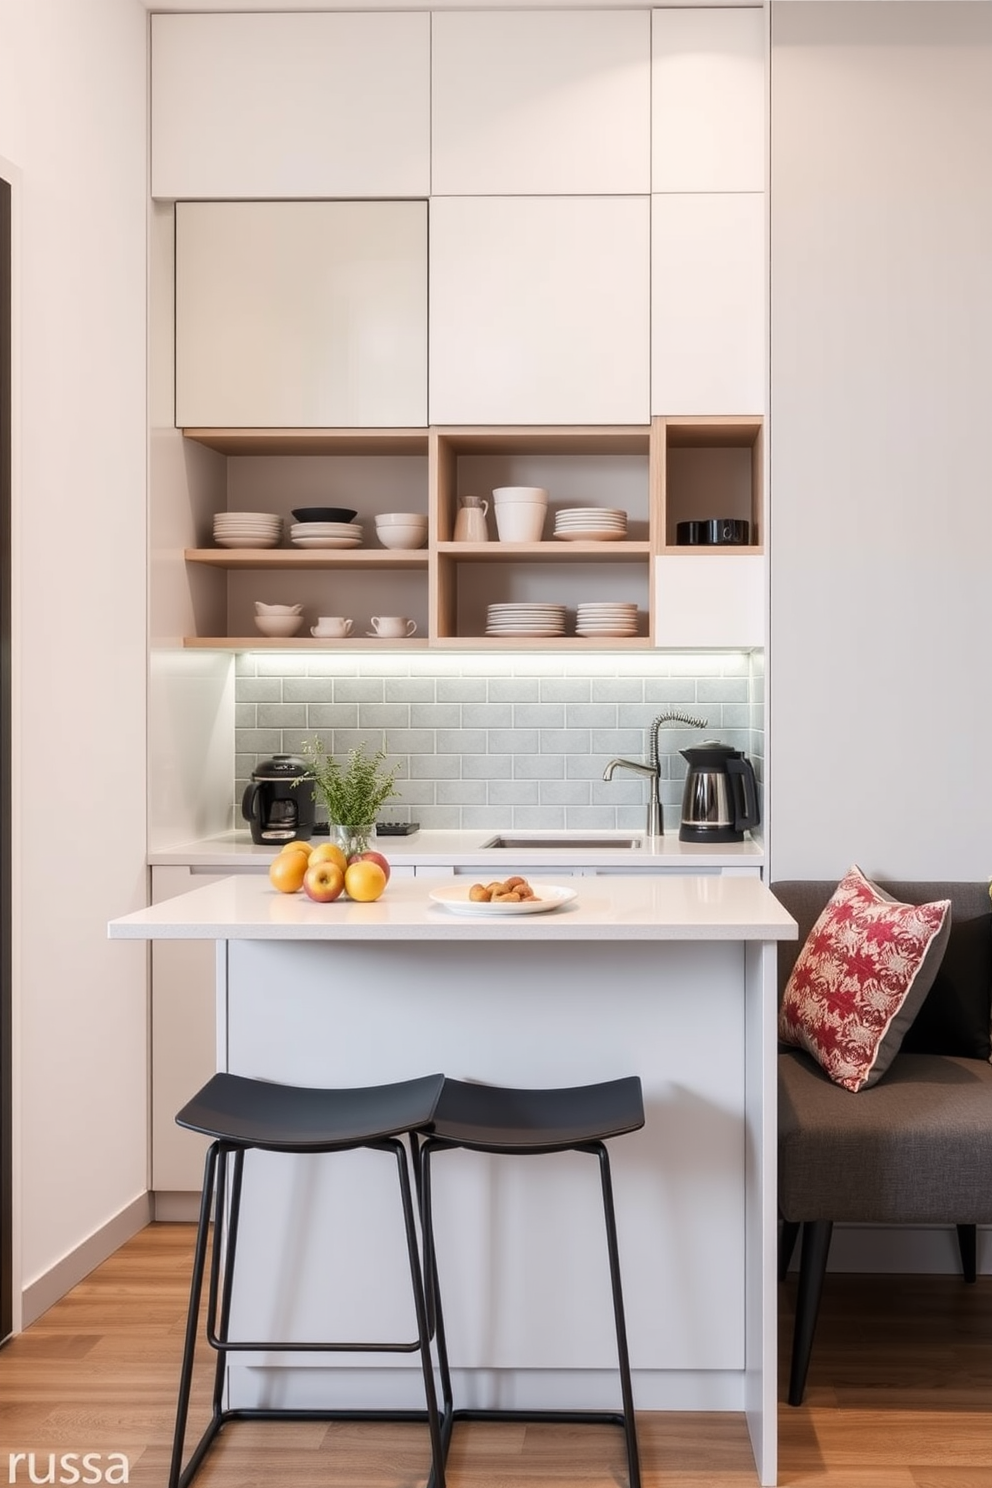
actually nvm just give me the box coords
[241,755,315,845]
[678,741,760,844]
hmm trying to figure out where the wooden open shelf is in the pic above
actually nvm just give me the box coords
[179,419,763,648]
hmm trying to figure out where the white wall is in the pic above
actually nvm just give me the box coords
[769,1,992,880]
[0,0,150,1323]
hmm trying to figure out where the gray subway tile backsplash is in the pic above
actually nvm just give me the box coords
[234,654,765,831]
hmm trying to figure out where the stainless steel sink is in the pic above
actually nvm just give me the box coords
[480,835,644,850]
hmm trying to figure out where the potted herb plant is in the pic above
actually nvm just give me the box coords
[298,736,401,857]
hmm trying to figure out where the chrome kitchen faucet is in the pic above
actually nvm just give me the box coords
[603,712,708,839]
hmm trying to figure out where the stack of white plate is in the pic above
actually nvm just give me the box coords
[553,508,628,542]
[575,602,639,638]
[213,511,283,549]
[290,521,363,550]
[485,603,567,638]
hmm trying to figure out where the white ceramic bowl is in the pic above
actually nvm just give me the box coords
[377,526,428,550]
[375,511,427,527]
[254,602,302,615]
[254,615,303,637]
[492,487,548,505]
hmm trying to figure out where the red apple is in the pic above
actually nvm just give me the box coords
[348,850,391,884]
[303,860,345,902]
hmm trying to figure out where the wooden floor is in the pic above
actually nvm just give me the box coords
[0,1224,989,1487]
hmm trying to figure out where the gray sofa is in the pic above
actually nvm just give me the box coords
[773,879,992,1405]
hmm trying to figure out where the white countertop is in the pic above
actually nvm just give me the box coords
[110,872,796,942]
[148,826,765,871]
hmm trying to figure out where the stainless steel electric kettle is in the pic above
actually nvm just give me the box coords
[678,742,760,844]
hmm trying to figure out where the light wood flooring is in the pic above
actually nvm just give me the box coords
[0,1223,989,1486]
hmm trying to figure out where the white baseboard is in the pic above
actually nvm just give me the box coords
[21,1192,152,1329]
[787,1222,992,1275]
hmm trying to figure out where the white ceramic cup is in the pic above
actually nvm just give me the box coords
[311,617,352,638]
[371,616,417,637]
[494,504,546,542]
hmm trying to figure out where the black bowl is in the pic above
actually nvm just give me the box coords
[291,507,358,524]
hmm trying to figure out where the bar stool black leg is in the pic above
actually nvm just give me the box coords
[389,1137,447,1488]
[413,1135,455,1461]
[169,1144,220,1488]
[590,1139,641,1488]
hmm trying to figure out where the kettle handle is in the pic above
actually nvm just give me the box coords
[726,756,760,832]
[241,782,260,823]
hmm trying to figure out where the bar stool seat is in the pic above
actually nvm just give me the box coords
[169,1070,446,1488]
[418,1075,645,1488]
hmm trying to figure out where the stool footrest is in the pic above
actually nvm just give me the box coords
[451,1407,629,1428]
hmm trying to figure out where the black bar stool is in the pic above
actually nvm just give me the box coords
[169,1070,446,1488]
[416,1075,644,1488]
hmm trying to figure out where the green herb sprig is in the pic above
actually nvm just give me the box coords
[298,736,400,825]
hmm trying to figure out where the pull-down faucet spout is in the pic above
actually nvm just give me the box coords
[602,711,708,839]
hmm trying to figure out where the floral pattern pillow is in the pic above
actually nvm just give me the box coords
[779,865,951,1092]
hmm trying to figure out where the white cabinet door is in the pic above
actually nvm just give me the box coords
[652,8,765,193]
[652,193,765,416]
[653,554,765,649]
[176,201,428,429]
[432,11,650,195]
[151,12,430,200]
[430,197,650,426]
[150,867,223,1193]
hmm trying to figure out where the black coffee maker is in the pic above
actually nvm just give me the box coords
[241,755,315,845]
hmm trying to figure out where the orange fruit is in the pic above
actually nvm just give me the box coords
[280,840,314,862]
[308,842,348,874]
[269,850,308,894]
[344,859,387,902]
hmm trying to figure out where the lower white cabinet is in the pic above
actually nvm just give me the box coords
[175,201,428,429]
[150,867,223,1194]
[429,196,650,426]
[651,193,765,416]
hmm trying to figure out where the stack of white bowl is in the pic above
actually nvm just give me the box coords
[213,511,283,549]
[574,602,639,638]
[253,601,303,638]
[493,487,548,543]
[553,507,628,542]
[485,602,566,638]
[375,512,428,550]
[290,520,363,549]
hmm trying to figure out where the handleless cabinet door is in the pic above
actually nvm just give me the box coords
[432,11,650,195]
[430,196,650,426]
[151,12,430,200]
[652,193,765,417]
[652,8,765,193]
[150,867,222,1195]
[176,201,428,429]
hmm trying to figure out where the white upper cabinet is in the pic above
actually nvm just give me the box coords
[429,196,650,426]
[151,12,430,200]
[652,193,765,416]
[431,11,651,195]
[654,555,765,649]
[652,8,765,193]
[175,202,428,429]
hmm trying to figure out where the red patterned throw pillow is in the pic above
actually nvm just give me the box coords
[779,866,951,1092]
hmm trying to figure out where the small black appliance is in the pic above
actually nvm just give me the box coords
[678,741,760,844]
[241,754,315,845]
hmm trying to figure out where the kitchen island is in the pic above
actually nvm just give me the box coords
[110,873,795,1485]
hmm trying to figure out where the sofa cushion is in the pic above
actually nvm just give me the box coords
[779,1047,992,1223]
[778,865,951,1092]
[900,912,992,1061]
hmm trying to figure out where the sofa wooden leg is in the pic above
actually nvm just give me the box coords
[779,1219,800,1281]
[956,1223,977,1283]
[788,1220,833,1407]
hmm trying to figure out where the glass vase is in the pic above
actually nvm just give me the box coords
[327,823,378,858]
